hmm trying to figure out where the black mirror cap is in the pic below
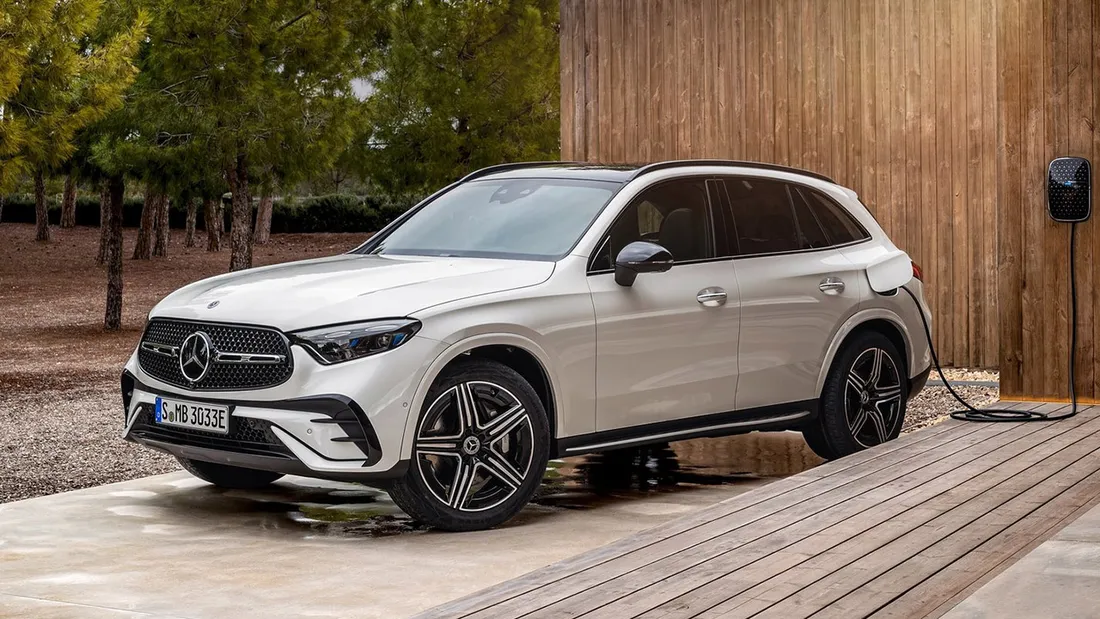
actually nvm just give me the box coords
[614,241,674,286]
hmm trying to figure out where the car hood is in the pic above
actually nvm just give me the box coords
[150,253,555,331]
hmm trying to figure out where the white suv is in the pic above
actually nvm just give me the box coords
[121,161,932,531]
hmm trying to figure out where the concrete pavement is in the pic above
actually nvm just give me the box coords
[0,433,815,618]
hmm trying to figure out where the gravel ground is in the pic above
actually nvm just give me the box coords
[902,380,1000,433]
[0,223,1001,503]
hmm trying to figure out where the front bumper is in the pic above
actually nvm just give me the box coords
[123,371,409,482]
[121,334,444,482]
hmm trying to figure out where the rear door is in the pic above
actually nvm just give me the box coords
[722,177,865,411]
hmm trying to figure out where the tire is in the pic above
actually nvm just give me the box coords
[388,358,550,532]
[177,457,284,489]
[803,330,907,460]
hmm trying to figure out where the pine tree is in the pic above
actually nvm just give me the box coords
[137,0,384,270]
[0,0,145,240]
[364,0,560,196]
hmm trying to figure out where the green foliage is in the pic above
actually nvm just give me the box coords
[364,0,561,196]
[128,0,384,183]
[270,194,412,233]
[0,0,146,191]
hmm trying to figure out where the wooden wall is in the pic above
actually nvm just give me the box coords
[997,0,1100,401]
[559,0,1000,368]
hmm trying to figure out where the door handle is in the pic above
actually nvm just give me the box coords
[819,277,846,295]
[697,287,727,307]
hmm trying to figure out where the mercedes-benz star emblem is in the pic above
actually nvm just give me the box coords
[179,331,213,383]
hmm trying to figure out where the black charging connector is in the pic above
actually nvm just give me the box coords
[901,222,1079,422]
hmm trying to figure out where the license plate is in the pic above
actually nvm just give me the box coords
[155,397,230,434]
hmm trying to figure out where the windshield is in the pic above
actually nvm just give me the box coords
[365,178,620,260]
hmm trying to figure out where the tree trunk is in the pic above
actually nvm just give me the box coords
[227,153,253,271]
[96,180,110,265]
[153,193,170,257]
[60,173,77,228]
[34,169,50,242]
[132,186,156,259]
[1,195,5,223]
[203,197,221,252]
[254,191,273,244]
[184,197,198,248]
[104,175,125,331]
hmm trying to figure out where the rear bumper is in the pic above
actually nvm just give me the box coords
[908,364,932,401]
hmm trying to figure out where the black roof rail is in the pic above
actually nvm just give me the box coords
[460,161,591,182]
[627,159,836,184]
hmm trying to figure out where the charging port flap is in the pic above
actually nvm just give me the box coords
[866,249,914,293]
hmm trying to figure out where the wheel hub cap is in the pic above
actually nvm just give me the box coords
[462,436,481,455]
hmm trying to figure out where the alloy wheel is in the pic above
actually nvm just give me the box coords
[414,381,535,512]
[844,347,903,448]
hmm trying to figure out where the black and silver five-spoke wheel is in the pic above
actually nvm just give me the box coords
[388,358,549,531]
[804,331,907,460]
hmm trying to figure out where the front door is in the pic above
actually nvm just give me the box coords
[587,178,741,431]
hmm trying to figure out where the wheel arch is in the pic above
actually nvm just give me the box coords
[816,309,915,397]
[399,333,560,460]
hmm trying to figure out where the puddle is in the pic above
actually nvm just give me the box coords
[151,432,822,537]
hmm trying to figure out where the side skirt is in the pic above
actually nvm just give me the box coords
[553,400,818,458]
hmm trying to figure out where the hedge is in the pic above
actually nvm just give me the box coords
[0,193,413,234]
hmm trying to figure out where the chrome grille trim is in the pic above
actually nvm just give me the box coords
[137,319,294,391]
[141,342,179,357]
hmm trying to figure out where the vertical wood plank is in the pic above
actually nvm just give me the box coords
[966,0,983,367]
[744,0,761,160]
[1068,0,1094,397]
[610,0,626,163]
[560,0,574,161]
[1046,0,1068,397]
[571,0,588,161]
[998,0,1024,396]
[760,0,776,163]
[597,0,613,163]
[950,0,969,366]
[1093,0,1100,400]
[786,0,802,167]
[904,0,922,287]
[689,0,705,157]
[980,0,998,368]
[583,0,599,161]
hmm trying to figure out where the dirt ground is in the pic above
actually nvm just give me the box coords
[0,223,364,502]
[0,222,997,503]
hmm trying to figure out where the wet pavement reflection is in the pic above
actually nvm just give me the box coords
[160,431,823,537]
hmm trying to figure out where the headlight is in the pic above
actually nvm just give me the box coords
[290,319,421,364]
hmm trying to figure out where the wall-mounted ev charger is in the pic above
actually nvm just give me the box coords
[899,157,1091,422]
[1048,157,1092,223]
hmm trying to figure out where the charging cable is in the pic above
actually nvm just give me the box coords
[900,222,1078,422]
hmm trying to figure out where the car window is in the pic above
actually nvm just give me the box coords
[590,178,714,271]
[799,187,871,245]
[367,178,619,260]
[791,189,831,249]
[724,177,801,255]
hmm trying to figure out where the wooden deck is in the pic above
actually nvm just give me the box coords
[418,402,1100,619]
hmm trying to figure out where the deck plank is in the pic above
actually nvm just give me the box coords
[416,403,1100,619]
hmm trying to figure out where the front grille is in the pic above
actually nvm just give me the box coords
[130,403,293,458]
[138,319,293,391]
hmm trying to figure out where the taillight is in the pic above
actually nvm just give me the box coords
[912,261,924,282]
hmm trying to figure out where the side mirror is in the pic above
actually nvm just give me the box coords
[614,241,674,287]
